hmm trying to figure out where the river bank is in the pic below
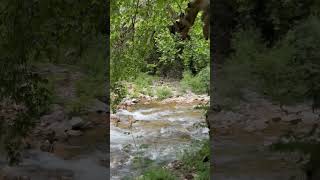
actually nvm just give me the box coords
[210,90,319,179]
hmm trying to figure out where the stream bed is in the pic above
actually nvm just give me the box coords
[110,102,209,179]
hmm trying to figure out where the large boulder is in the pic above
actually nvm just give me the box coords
[40,110,66,127]
[45,121,71,140]
[87,99,109,113]
[301,111,319,124]
[69,117,85,130]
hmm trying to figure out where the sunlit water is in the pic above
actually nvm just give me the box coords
[110,103,209,179]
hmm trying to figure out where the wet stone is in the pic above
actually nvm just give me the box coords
[66,130,83,137]
[69,117,85,130]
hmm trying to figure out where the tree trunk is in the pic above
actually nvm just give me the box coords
[210,0,234,178]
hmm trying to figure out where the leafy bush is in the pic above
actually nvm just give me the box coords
[180,66,209,94]
[181,14,210,74]
[111,82,128,113]
[156,86,173,100]
[220,17,320,107]
[154,29,184,78]
[131,73,157,96]
[180,140,210,180]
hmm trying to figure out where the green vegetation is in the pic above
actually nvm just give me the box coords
[214,1,320,178]
[216,1,320,108]
[179,140,210,179]
[156,86,173,100]
[111,0,210,108]
[111,2,210,177]
[0,0,105,165]
[136,140,209,180]
[181,66,209,94]
[138,169,177,180]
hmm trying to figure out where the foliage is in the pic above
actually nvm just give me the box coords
[138,168,177,180]
[233,0,318,43]
[111,82,128,113]
[179,140,210,180]
[0,0,106,164]
[181,66,209,94]
[130,73,157,96]
[111,0,209,83]
[135,140,209,180]
[156,86,173,100]
[181,14,210,74]
[218,12,320,177]
[219,16,320,108]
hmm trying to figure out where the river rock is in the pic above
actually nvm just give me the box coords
[244,120,267,132]
[288,118,302,125]
[167,160,183,170]
[40,110,66,126]
[123,99,133,106]
[271,117,282,123]
[40,140,53,152]
[282,114,301,122]
[69,117,85,129]
[22,137,33,150]
[66,130,83,136]
[111,114,120,121]
[87,99,109,113]
[131,98,139,103]
[41,122,70,142]
[301,111,319,124]
[110,114,121,126]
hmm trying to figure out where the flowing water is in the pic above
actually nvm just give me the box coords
[110,102,209,179]
[0,102,208,180]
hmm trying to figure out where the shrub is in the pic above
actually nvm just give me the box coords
[180,66,209,94]
[220,19,320,106]
[111,82,128,113]
[180,140,210,180]
[131,73,157,96]
[156,86,173,100]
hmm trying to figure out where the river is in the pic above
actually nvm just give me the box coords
[110,102,209,179]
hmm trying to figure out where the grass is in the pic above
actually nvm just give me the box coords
[131,73,157,96]
[179,140,210,180]
[134,140,209,180]
[156,86,173,100]
[133,73,157,90]
[137,168,177,180]
[180,66,209,94]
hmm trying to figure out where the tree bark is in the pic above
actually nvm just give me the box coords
[210,0,234,178]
